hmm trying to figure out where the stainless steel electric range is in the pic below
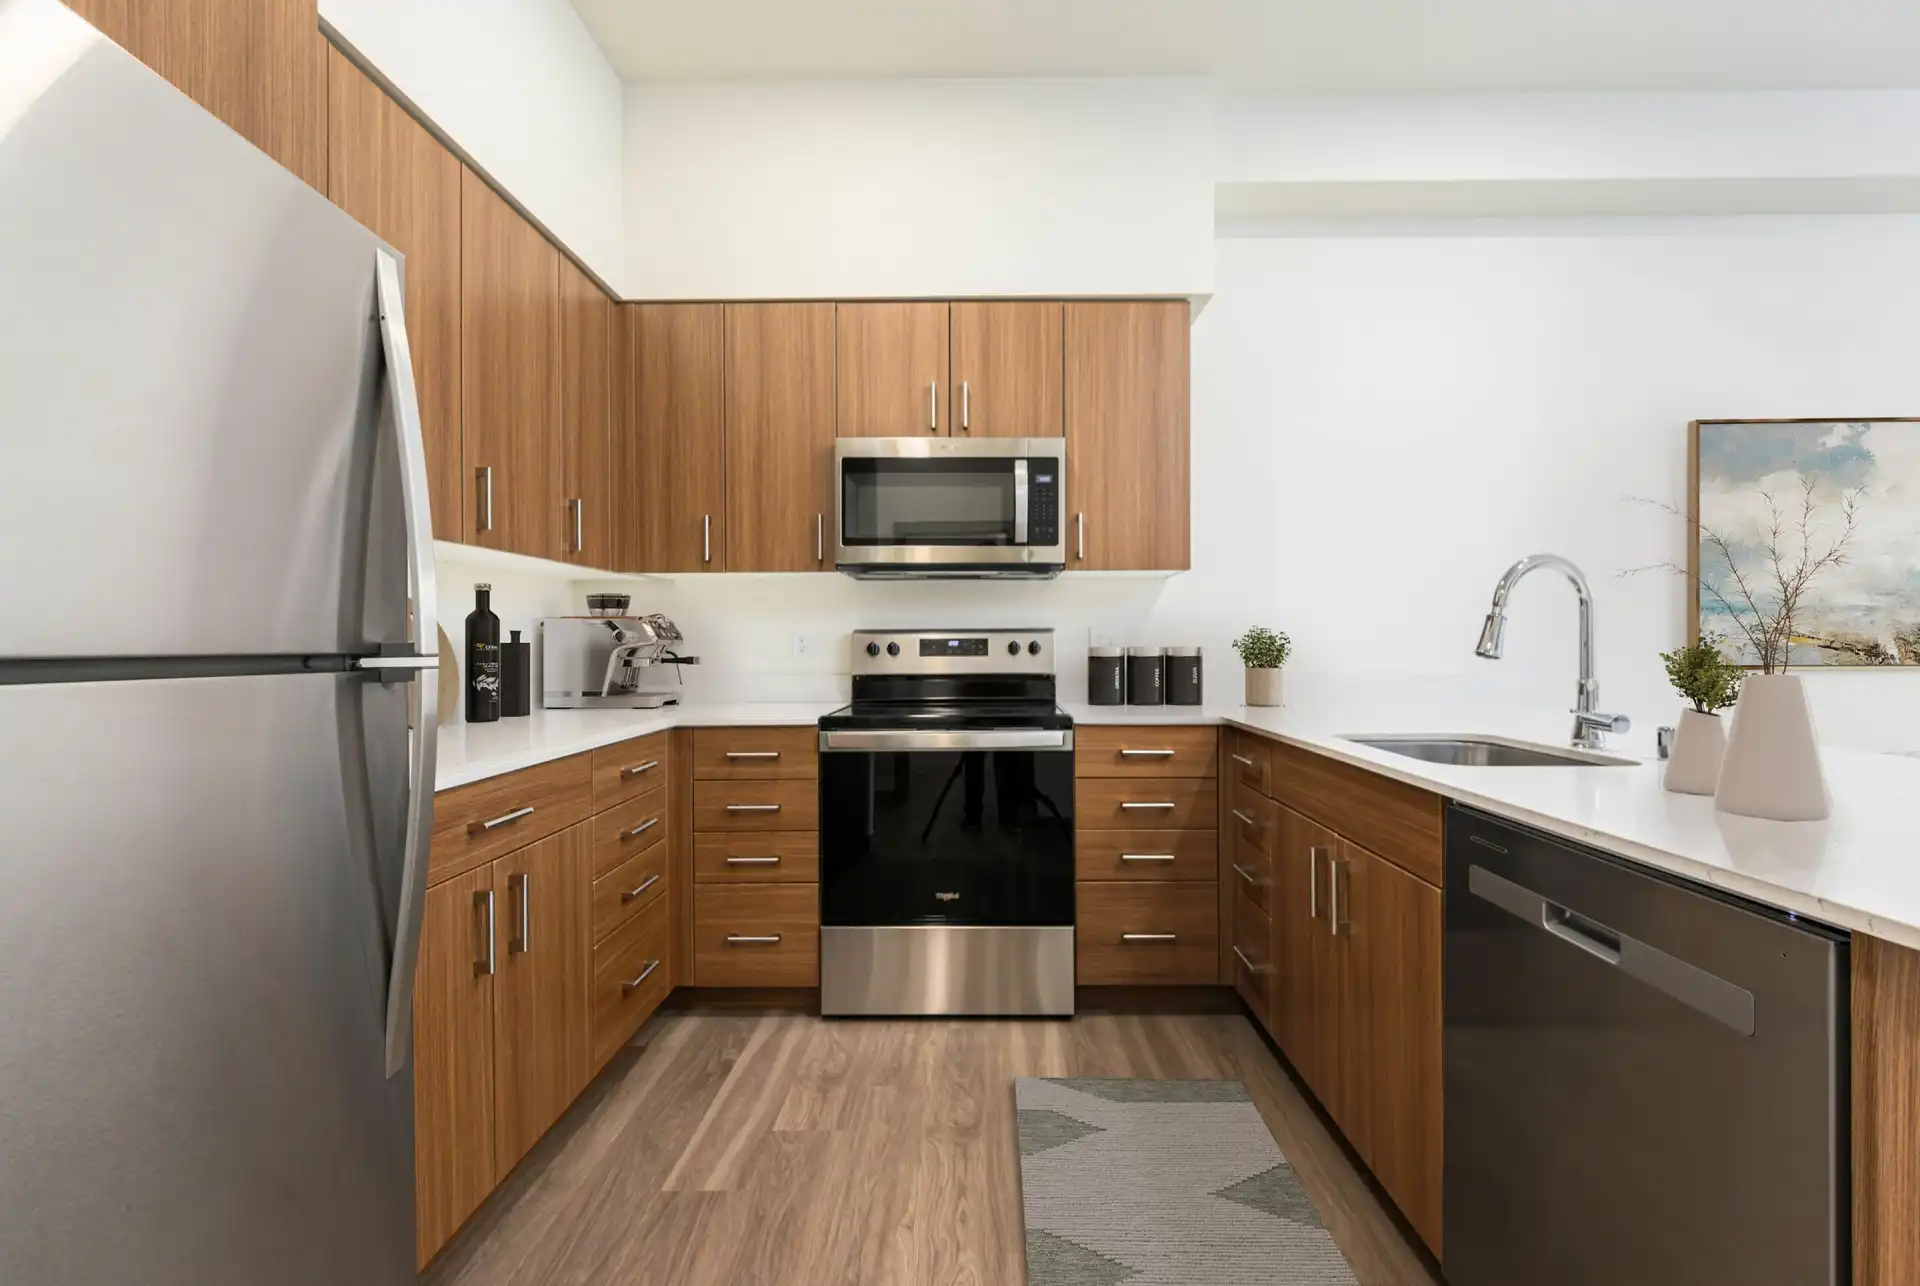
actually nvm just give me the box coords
[817,629,1075,1017]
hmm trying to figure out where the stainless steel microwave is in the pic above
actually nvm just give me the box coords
[834,438,1066,579]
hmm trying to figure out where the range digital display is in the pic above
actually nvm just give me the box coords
[919,637,988,657]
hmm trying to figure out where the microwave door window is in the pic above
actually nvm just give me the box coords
[842,460,1016,546]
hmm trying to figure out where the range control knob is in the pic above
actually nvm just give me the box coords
[886,641,901,657]
[1028,640,1043,655]
[865,642,881,657]
[1007,641,1021,656]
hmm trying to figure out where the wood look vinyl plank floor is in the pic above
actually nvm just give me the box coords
[424,1006,1442,1286]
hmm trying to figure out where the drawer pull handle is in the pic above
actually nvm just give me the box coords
[470,805,534,834]
[1233,944,1258,972]
[1233,862,1259,886]
[1231,808,1257,829]
[620,959,661,993]
[1121,932,1178,943]
[621,817,660,841]
[620,759,660,779]
[1120,854,1176,863]
[726,804,782,813]
[1231,752,1257,768]
[725,855,782,866]
[725,751,782,761]
[726,934,783,946]
[1119,748,1175,758]
[1119,801,1176,811]
[621,874,661,903]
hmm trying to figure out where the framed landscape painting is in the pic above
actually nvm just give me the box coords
[1690,418,1920,667]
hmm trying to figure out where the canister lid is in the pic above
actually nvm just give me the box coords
[1166,646,1202,656]
[1127,646,1165,656]
[1089,646,1124,657]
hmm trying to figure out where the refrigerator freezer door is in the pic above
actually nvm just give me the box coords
[0,674,417,1286]
[0,3,396,658]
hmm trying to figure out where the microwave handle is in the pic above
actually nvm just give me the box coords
[1013,459,1029,545]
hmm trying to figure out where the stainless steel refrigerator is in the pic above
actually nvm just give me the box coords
[0,4,438,1281]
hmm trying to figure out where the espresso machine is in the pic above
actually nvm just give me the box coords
[539,606,699,709]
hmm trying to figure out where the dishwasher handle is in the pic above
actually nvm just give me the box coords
[1543,904,1622,965]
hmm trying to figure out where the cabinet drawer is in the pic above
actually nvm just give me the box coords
[1076,882,1219,984]
[691,726,818,780]
[591,838,670,944]
[1226,730,1272,797]
[693,779,818,833]
[1076,777,1217,831]
[1075,829,1218,882]
[590,784,667,881]
[590,731,670,811]
[430,753,592,885]
[591,893,671,1073]
[692,884,819,986]
[1228,833,1273,914]
[694,831,820,884]
[1269,740,1443,885]
[1075,725,1219,778]
[1228,782,1280,858]
[1232,888,1273,1011]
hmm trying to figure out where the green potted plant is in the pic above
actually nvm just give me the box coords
[1231,626,1292,707]
[1658,634,1742,795]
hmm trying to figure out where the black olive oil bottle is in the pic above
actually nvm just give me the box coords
[465,583,501,723]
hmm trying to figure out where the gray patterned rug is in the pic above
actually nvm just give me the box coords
[1015,1078,1358,1286]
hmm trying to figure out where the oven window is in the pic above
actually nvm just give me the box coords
[841,458,1016,546]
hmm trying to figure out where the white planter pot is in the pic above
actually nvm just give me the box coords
[1245,667,1284,707]
[1714,673,1831,821]
[1662,708,1727,796]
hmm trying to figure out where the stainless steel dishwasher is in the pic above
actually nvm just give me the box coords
[1444,805,1847,1286]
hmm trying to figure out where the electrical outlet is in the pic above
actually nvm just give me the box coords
[792,633,814,657]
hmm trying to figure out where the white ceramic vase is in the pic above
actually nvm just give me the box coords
[1245,667,1284,707]
[1662,707,1727,796]
[1714,673,1831,821]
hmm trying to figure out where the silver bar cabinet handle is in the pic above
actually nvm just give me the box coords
[1233,945,1258,972]
[509,872,531,954]
[961,380,969,430]
[1120,854,1176,863]
[816,513,824,562]
[474,889,496,977]
[1330,858,1347,937]
[703,514,711,563]
[621,874,661,903]
[620,959,660,993]
[1119,801,1176,811]
[726,803,781,814]
[469,805,534,834]
[476,466,493,532]
[727,934,782,946]
[570,497,584,552]
[1233,863,1259,886]
[1119,748,1176,759]
[726,751,782,761]
[1309,846,1325,919]
[1076,512,1085,560]
[620,759,660,779]
[1231,752,1257,768]
[1231,808,1257,829]
[1122,933,1178,943]
[726,855,782,866]
[929,381,938,432]
[621,817,659,841]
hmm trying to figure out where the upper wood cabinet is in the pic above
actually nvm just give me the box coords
[559,261,613,569]
[325,49,464,542]
[1064,301,1191,571]
[462,171,561,559]
[836,302,949,437]
[727,303,837,572]
[618,303,727,572]
[949,301,1063,437]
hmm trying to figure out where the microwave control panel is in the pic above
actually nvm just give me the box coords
[1028,462,1060,546]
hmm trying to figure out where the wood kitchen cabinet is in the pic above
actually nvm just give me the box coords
[1064,301,1191,570]
[618,303,726,571]
[462,170,560,558]
[325,49,464,542]
[836,302,949,437]
[559,260,614,568]
[727,303,837,571]
[949,301,1063,437]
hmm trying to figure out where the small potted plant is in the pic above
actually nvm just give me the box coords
[1231,626,1292,707]
[1658,635,1742,795]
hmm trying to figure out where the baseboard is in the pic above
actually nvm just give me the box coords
[663,985,820,1015]
[1075,985,1240,1015]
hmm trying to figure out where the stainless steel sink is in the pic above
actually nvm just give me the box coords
[1342,736,1638,768]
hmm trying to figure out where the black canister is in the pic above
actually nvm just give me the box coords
[1088,647,1125,705]
[1126,647,1165,706]
[1166,646,1203,705]
[501,629,531,717]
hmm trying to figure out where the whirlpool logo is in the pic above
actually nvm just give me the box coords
[934,891,960,902]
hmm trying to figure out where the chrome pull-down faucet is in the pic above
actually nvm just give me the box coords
[1475,554,1632,751]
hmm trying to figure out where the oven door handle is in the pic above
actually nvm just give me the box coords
[818,729,1075,752]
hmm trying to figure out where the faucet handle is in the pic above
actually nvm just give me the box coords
[1573,710,1631,734]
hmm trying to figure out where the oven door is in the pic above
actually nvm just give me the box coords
[819,729,1075,927]
[834,437,1065,574]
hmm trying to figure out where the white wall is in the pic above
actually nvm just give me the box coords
[621,78,1215,299]
[321,0,625,289]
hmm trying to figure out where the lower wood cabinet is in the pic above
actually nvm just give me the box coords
[691,883,820,986]
[1077,881,1219,983]
[592,893,671,1073]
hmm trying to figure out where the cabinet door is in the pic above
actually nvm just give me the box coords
[1354,842,1444,1254]
[1271,806,1331,1091]
[1324,840,1372,1165]
[949,301,1063,437]
[726,303,836,571]
[490,824,589,1178]
[559,260,613,568]
[462,171,560,558]
[412,865,496,1268]
[619,304,726,571]
[1064,301,1190,570]
[836,302,949,437]
[326,50,464,542]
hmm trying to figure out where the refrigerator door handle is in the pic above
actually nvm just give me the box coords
[373,247,440,1080]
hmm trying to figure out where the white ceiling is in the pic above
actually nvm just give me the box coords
[570,0,1920,91]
